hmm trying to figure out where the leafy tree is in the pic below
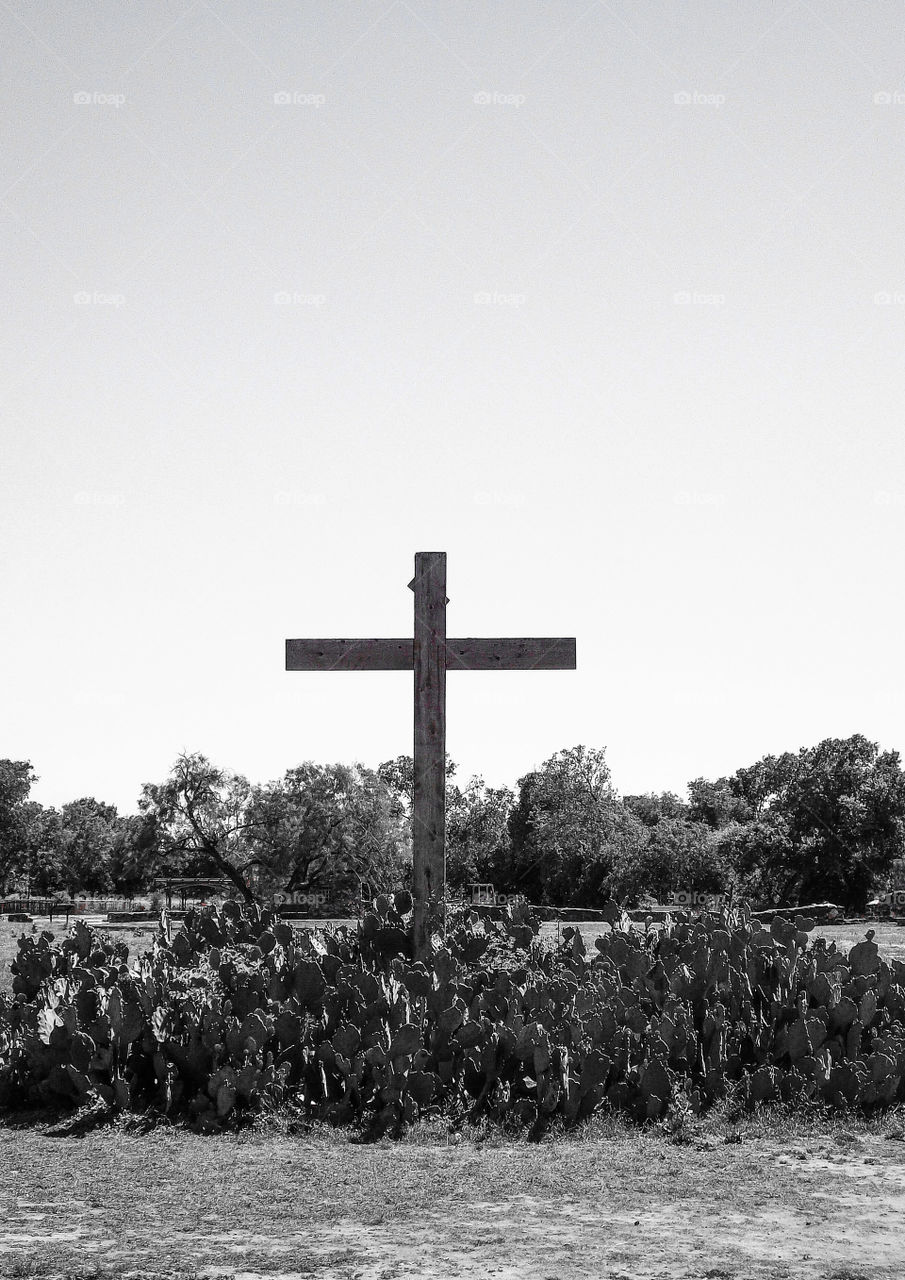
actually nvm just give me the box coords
[774,735,905,907]
[509,746,647,906]
[375,754,413,806]
[613,818,727,904]
[623,792,688,827]
[506,769,544,903]
[731,753,799,819]
[687,777,752,829]
[710,818,794,906]
[248,762,410,908]
[701,735,905,908]
[0,759,37,891]
[445,775,514,892]
[376,753,458,813]
[54,798,119,895]
[108,813,164,896]
[14,801,158,900]
[139,753,259,902]
[18,802,63,895]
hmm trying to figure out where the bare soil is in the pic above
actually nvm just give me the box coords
[1,1114,904,1279]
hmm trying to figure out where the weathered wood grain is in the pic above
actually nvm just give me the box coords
[411,552,447,963]
[444,637,576,670]
[285,638,412,671]
[286,637,576,671]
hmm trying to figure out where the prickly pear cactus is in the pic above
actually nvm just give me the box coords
[2,896,904,1134]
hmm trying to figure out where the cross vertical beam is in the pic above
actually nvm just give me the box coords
[411,551,447,961]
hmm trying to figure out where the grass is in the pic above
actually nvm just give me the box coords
[0,1107,903,1278]
[0,918,158,992]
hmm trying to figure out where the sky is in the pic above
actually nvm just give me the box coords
[2,1,904,814]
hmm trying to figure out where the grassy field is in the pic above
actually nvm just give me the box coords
[0,1108,903,1278]
[0,918,159,992]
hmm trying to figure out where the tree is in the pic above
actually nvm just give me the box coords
[710,818,794,905]
[624,792,688,827]
[139,753,259,902]
[702,735,905,909]
[16,801,159,899]
[0,759,37,891]
[687,777,752,829]
[19,802,63,895]
[108,813,164,896]
[506,768,543,902]
[248,762,410,908]
[54,798,119,895]
[508,746,647,906]
[774,735,905,907]
[731,753,799,819]
[445,775,514,892]
[613,817,727,905]
[376,753,458,814]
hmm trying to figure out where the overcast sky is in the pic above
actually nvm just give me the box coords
[2,2,903,812]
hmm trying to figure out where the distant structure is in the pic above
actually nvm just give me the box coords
[154,877,234,910]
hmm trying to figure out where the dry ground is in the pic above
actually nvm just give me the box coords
[1,1110,904,1279]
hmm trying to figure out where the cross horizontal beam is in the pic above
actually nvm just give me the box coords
[286,637,576,672]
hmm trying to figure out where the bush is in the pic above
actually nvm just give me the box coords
[1,900,904,1137]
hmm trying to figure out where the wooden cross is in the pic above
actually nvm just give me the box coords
[286,551,576,959]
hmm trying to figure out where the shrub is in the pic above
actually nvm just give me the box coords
[1,900,904,1137]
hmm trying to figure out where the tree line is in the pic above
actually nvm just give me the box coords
[1,732,903,911]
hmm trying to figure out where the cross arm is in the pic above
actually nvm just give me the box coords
[444,637,576,670]
[286,639,413,670]
[286,637,576,671]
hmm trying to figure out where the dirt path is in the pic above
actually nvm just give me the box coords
[2,1121,904,1278]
